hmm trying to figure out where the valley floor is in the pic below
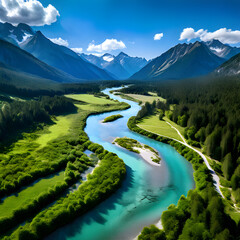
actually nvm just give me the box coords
[121,92,240,224]
[0,93,129,239]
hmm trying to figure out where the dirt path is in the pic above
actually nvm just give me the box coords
[138,121,224,198]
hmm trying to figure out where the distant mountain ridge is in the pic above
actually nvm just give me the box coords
[81,52,148,79]
[204,39,240,60]
[1,22,240,84]
[21,31,113,81]
[214,52,240,77]
[130,41,225,80]
[0,38,78,83]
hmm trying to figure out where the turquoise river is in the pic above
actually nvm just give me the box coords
[46,87,195,240]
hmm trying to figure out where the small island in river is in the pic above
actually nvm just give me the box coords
[113,137,161,166]
[102,114,123,123]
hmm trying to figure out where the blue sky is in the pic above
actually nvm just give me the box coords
[1,0,240,59]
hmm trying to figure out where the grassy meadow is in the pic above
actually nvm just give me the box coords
[0,93,129,237]
[0,172,64,218]
[124,93,166,103]
[137,115,183,141]
[65,94,119,105]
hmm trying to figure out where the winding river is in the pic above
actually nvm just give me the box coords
[46,87,195,240]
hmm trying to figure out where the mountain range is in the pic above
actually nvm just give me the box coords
[0,22,114,82]
[21,31,114,81]
[130,40,240,81]
[0,38,77,83]
[81,52,148,79]
[0,21,240,86]
[205,39,240,60]
[131,41,226,80]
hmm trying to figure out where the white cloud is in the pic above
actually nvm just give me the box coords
[179,27,240,44]
[179,28,206,41]
[87,39,126,53]
[0,0,59,26]
[154,33,163,40]
[50,37,69,47]
[71,47,83,54]
[201,28,240,44]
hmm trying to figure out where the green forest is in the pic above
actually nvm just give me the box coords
[0,76,239,240]
[121,77,240,203]
[128,116,238,239]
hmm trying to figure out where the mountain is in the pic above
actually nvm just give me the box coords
[204,39,240,60]
[80,53,114,68]
[115,52,148,75]
[21,31,113,81]
[0,38,77,83]
[104,52,148,79]
[130,41,225,81]
[0,64,61,90]
[81,52,148,79]
[214,53,240,76]
[0,22,34,46]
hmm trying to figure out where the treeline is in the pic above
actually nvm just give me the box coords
[136,100,168,120]
[8,143,126,240]
[0,95,76,141]
[0,82,100,98]
[128,117,238,239]
[122,77,240,202]
[140,187,236,240]
[0,83,62,98]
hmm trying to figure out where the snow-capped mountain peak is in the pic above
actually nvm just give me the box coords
[204,39,240,59]
[0,22,34,46]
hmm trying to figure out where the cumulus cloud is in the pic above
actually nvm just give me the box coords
[179,27,240,44]
[0,0,59,26]
[50,37,69,47]
[87,39,126,53]
[154,33,163,40]
[71,48,83,54]
[179,28,206,41]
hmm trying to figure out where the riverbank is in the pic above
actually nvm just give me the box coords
[113,137,161,166]
[40,86,194,240]
[0,93,130,239]
[128,116,238,239]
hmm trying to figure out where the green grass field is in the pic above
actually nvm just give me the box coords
[35,114,76,148]
[138,115,183,141]
[125,93,166,103]
[0,93,129,224]
[163,116,185,136]
[0,171,64,218]
[65,94,119,105]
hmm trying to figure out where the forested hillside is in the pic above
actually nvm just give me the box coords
[121,77,240,202]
